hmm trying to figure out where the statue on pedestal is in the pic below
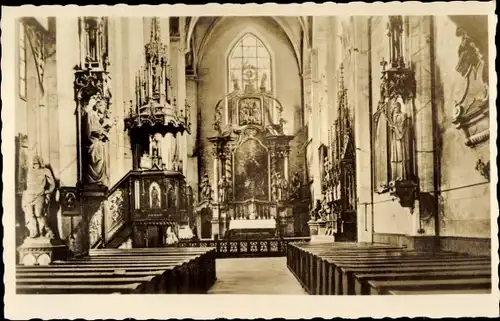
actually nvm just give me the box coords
[22,156,56,239]
[309,199,321,221]
[18,156,68,266]
[389,99,410,181]
[83,93,111,187]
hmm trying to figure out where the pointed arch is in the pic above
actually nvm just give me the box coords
[226,31,274,94]
[185,16,305,73]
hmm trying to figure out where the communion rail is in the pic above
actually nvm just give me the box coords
[177,237,310,259]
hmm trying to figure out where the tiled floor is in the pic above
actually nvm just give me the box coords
[207,257,308,294]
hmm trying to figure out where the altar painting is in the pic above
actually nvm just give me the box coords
[238,97,263,126]
[233,138,269,201]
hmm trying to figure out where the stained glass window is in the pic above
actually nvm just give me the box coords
[228,33,272,93]
[19,20,27,100]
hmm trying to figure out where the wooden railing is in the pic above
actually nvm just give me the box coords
[177,237,310,258]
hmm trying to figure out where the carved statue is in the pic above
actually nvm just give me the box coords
[231,72,240,91]
[260,72,268,90]
[200,173,212,201]
[83,93,111,186]
[455,28,482,79]
[279,176,289,201]
[22,156,56,239]
[218,177,228,203]
[289,172,302,200]
[319,197,330,221]
[309,199,322,221]
[389,99,410,181]
[271,172,284,201]
[151,185,160,208]
[165,226,179,245]
[150,134,161,161]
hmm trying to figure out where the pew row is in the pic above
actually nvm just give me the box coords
[16,247,217,294]
[286,242,491,296]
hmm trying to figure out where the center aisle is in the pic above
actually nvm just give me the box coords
[207,257,308,294]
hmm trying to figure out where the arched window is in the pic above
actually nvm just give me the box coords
[228,33,272,93]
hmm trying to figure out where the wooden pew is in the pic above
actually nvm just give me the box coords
[334,257,490,295]
[17,263,179,294]
[287,242,492,296]
[368,278,492,295]
[388,289,491,295]
[288,243,407,294]
[88,247,218,290]
[17,247,217,294]
[16,283,145,294]
[354,268,491,295]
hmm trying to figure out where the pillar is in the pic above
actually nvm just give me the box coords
[57,17,79,187]
[108,17,125,186]
[56,17,79,242]
[409,16,436,236]
[310,17,330,202]
[185,74,198,203]
[211,145,220,239]
[352,17,373,243]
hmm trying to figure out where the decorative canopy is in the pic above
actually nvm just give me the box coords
[124,17,190,137]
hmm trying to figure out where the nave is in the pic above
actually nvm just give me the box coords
[16,240,492,295]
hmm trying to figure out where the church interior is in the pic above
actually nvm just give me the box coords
[13,15,493,296]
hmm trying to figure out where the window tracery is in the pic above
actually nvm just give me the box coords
[228,33,272,93]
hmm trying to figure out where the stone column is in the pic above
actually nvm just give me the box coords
[57,17,79,187]
[352,17,373,243]
[310,17,331,202]
[185,74,198,203]
[56,18,79,243]
[109,17,127,185]
[409,16,436,237]
[211,145,220,239]
[212,145,220,203]
[283,147,290,180]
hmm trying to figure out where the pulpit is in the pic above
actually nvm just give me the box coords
[123,17,191,247]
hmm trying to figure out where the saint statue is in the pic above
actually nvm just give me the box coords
[165,226,179,246]
[83,94,111,186]
[279,176,289,201]
[389,99,410,181]
[200,173,212,201]
[271,172,282,201]
[309,199,322,221]
[218,177,227,203]
[22,156,56,239]
[151,186,160,208]
[289,172,302,200]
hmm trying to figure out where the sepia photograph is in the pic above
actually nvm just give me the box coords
[2,2,498,319]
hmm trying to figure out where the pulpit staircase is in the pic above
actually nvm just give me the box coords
[87,169,190,249]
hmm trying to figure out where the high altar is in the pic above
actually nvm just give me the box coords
[196,76,308,239]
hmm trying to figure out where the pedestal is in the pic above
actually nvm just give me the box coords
[308,219,335,243]
[211,219,220,240]
[308,220,319,236]
[17,238,69,266]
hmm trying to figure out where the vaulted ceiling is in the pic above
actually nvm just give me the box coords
[184,16,310,74]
